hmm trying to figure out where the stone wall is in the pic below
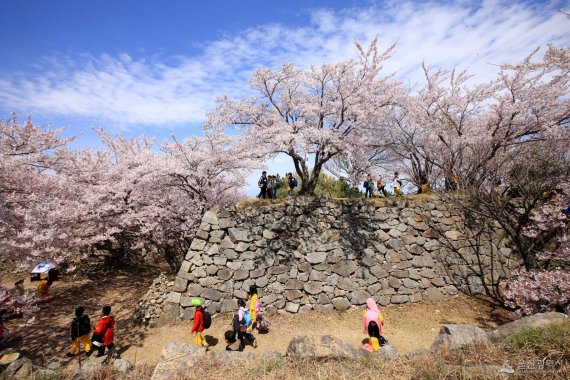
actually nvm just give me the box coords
[160,197,522,321]
[134,274,173,327]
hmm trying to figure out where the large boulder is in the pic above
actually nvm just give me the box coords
[3,357,32,379]
[487,312,568,342]
[0,352,20,366]
[210,350,254,364]
[286,335,365,360]
[74,355,108,380]
[376,344,399,360]
[113,358,133,373]
[431,324,489,352]
[151,342,207,380]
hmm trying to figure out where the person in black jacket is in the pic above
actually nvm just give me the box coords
[258,171,268,199]
[66,306,92,357]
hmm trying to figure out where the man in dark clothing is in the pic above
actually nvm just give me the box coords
[66,306,91,357]
[258,171,268,199]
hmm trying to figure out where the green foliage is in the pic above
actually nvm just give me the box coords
[275,173,292,199]
[314,172,360,198]
[502,322,570,356]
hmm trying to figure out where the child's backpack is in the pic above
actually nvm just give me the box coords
[361,343,374,352]
[203,310,212,329]
[243,310,252,327]
[257,314,270,332]
[78,315,91,336]
[293,178,298,188]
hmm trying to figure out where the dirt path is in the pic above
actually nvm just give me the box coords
[1,272,512,368]
[120,296,512,367]
[1,271,156,365]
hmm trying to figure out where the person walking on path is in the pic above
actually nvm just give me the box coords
[93,305,116,358]
[191,298,209,347]
[36,279,52,303]
[258,171,268,199]
[363,298,384,335]
[236,299,257,349]
[66,306,91,357]
[248,286,260,332]
[362,320,385,352]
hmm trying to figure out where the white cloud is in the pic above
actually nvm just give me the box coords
[0,0,569,129]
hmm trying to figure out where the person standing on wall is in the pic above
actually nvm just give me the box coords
[258,171,268,199]
[287,173,297,196]
[392,172,402,196]
[271,175,279,199]
[377,175,388,197]
[364,175,374,198]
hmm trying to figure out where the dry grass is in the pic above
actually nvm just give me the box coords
[234,193,441,211]
[235,197,286,210]
[48,322,570,380]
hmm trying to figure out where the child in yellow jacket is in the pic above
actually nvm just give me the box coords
[248,286,259,332]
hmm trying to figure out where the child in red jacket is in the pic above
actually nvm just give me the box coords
[93,305,116,357]
[190,298,208,347]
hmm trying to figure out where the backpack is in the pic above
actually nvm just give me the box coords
[202,310,212,329]
[292,178,298,188]
[243,310,252,327]
[78,315,91,336]
[257,314,270,332]
[363,181,369,188]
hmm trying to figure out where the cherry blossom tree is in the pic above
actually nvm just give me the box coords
[57,129,253,272]
[0,116,76,318]
[411,44,570,314]
[207,38,402,195]
[0,115,75,264]
[1,114,253,275]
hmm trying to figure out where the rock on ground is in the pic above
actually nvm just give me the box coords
[73,355,108,380]
[431,324,489,352]
[3,357,32,379]
[487,312,569,342]
[376,344,399,360]
[286,335,366,360]
[113,358,133,373]
[210,350,254,364]
[151,342,206,380]
[0,352,20,366]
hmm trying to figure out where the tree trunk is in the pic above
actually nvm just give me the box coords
[298,162,324,195]
[161,245,181,273]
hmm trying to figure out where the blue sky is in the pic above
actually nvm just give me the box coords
[1,0,569,193]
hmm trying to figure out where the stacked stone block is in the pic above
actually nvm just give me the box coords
[159,197,521,321]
